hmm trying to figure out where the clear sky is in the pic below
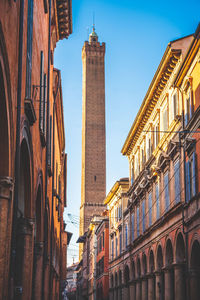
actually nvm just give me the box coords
[54,0,200,266]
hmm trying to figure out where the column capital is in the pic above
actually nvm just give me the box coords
[147,272,154,279]
[0,176,14,200]
[34,241,44,256]
[17,217,35,235]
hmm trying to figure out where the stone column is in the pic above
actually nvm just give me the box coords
[122,284,128,300]
[148,274,155,300]
[189,269,199,300]
[164,268,173,300]
[109,288,113,300]
[114,286,118,300]
[0,177,13,300]
[141,277,148,300]
[118,285,122,300]
[32,242,44,300]
[174,264,185,300]
[15,217,34,300]
[129,280,136,300]
[135,279,141,300]
[155,271,162,300]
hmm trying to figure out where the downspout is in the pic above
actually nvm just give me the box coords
[178,88,189,300]
[10,0,24,298]
[42,0,51,298]
[49,94,55,300]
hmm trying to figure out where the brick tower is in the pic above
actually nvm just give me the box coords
[79,27,106,252]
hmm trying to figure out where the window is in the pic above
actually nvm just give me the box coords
[131,158,134,185]
[172,92,178,119]
[119,232,122,254]
[111,239,114,260]
[148,192,152,226]
[186,151,197,202]
[142,200,145,233]
[174,159,180,203]
[125,223,128,248]
[137,206,140,237]
[47,115,52,170]
[185,91,193,126]
[102,232,104,249]
[156,182,160,219]
[25,0,34,98]
[39,51,44,132]
[164,171,170,212]
[131,213,134,241]
[115,237,118,257]
[146,136,151,160]
[163,106,169,132]
[154,124,159,148]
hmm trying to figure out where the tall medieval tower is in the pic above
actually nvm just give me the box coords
[79,27,106,253]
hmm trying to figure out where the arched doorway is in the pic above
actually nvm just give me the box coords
[119,270,122,300]
[0,54,13,300]
[124,265,130,300]
[15,137,33,300]
[149,250,155,300]
[32,182,43,300]
[165,239,174,300]
[136,257,141,300]
[142,253,148,300]
[175,232,186,300]
[115,272,118,300]
[190,239,200,300]
[156,245,164,300]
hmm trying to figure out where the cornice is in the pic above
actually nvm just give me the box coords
[56,0,72,40]
[122,49,181,156]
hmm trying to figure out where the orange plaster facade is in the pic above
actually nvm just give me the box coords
[0,1,72,300]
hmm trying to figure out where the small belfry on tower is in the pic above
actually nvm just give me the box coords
[79,27,106,258]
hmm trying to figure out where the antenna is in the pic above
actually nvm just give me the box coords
[93,12,95,31]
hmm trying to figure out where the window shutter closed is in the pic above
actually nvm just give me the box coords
[39,51,44,132]
[149,193,152,226]
[43,74,47,137]
[186,161,191,202]
[192,152,197,196]
[142,200,145,233]
[174,160,180,203]
[164,173,170,211]
[48,116,52,168]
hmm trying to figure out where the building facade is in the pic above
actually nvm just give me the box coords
[110,24,200,300]
[104,178,129,300]
[96,217,109,300]
[80,27,106,253]
[0,1,72,299]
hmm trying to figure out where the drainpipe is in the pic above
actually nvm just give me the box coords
[10,0,24,298]
[42,0,51,298]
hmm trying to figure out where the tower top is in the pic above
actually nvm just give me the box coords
[89,25,98,43]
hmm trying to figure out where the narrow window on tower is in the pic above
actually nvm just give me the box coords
[94,175,96,182]
[25,0,34,99]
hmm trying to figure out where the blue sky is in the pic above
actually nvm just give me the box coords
[54,0,200,265]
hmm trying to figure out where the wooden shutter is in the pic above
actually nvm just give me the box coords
[164,172,170,211]
[142,200,145,233]
[48,116,52,168]
[174,160,180,203]
[43,74,47,137]
[131,213,134,241]
[149,192,152,226]
[186,161,191,202]
[39,51,44,132]
[137,206,140,237]
[25,0,34,98]
[156,183,160,219]
[192,152,197,196]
